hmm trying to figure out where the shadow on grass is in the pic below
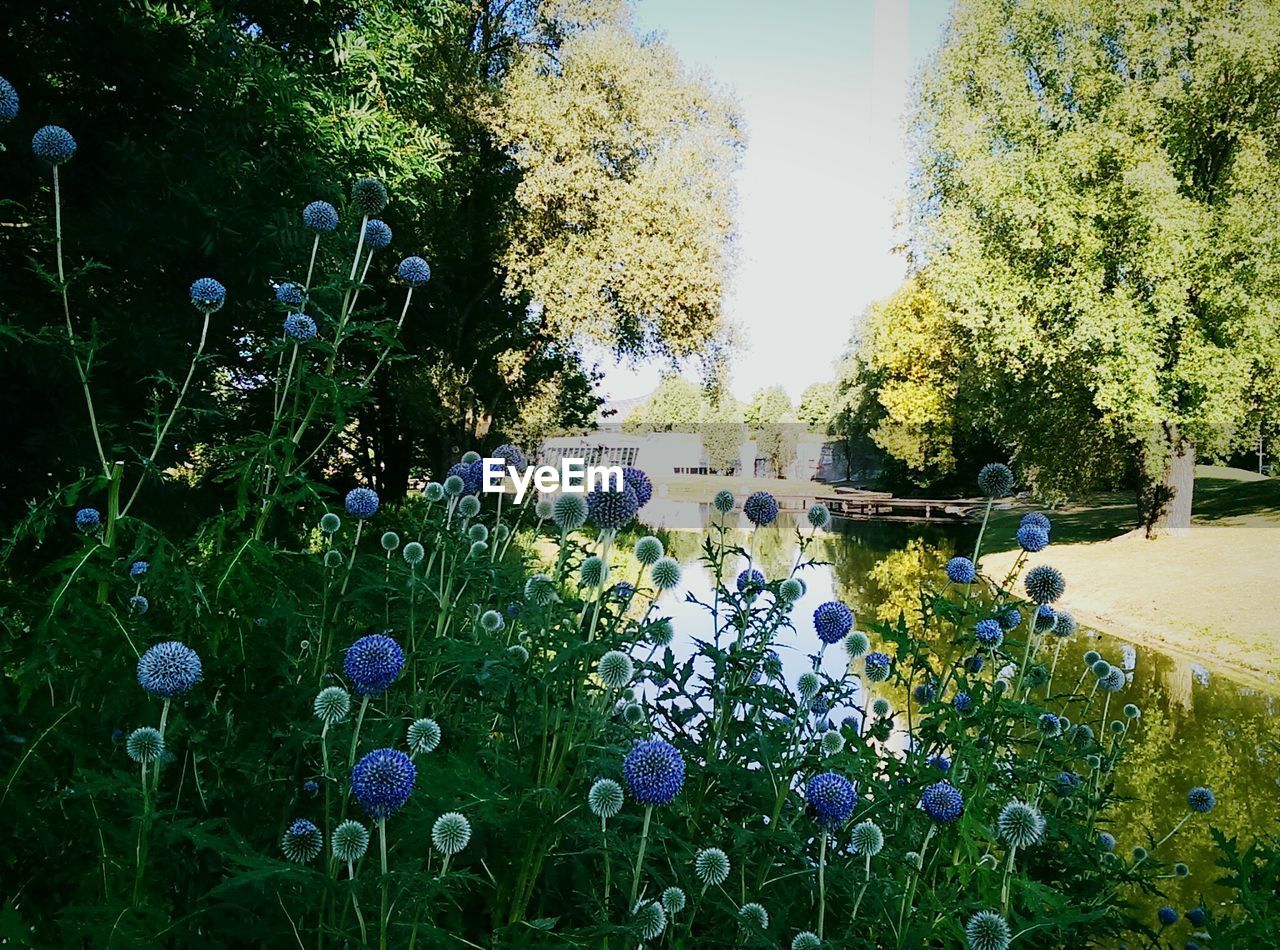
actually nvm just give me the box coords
[1192,477,1280,523]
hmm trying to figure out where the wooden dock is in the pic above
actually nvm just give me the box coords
[816,488,977,523]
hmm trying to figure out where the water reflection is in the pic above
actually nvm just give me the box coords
[646,503,1280,915]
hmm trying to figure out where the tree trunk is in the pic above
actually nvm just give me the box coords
[1144,423,1195,538]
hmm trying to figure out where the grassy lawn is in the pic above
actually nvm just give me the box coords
[985,466,1280,686]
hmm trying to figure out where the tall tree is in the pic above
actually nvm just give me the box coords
[911,0,1280,532]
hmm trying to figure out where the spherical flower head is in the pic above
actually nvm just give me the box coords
[1099,667,1126,692]
[953,690,974,716]
[316,513,340,536]
[796,671,821,702]
[998,800,1045,848]
[432,812,471,855]
[713,490,735,514]
[282,819,323,863]
[1020,512,1051,534]
[1157,906,1178,927]
[920,780,964,823]
[1056,771,1081,795]
[743,491,779,526]
[345,487,379,519]
[661,886,686,915]
[974,619,1003,648]
[524,573,557,607]
[445,463,479,496]
[851,820,884,856]
[1097,831,1116,852]
[807,502,831,529]
[552,492,589,530]
[929,753,951,773]
[914,682,938,705]
[736,568,765,594]
[1016,523,1049,553]
[1053,610,1077,638]
[324,549,344,569]
[806,771,855,828]
[276,282,306,306]
[999,607,1022,631]
[332,819,369,863]
[820,730,845,756]
[33,124,76,164]
[127,560,150,580]
[633,900,666,940]
[1186,907,1206,927]
[351,177,388,215]
[965,910,1010,950]
[579,555,606,588]
[402,541,424,565]
[1033,605,1057,634]
[533,498,554,520]
[458,495,481,520]
[792,933,822,950]
[840,630,869,660]
[619,466,652,507]
[810,697,831,718]
[1038,713,1061,737]
[651,556,682,591]
[1025,564,1065,603]
[126,726,165,764]
[695,847,730,886]
[623,739,685,806]
[650,618,675,647]
[397,255,431,286]
[739,902,769,933]
[363,218,392,249]
[189,277,226,315]
[864,651,891,683]
[977,463,1015,498]
[129,594,149,615]
[314,686,351,725]
[343,634,405,695]
[633,535,664,566]
[1132,846,1148,862]
[0,77,18,124]
[424,482,445,503]
[283,313,318,342]
[303,199,339,232]
[137,641,202,697]
[813,601,853,644]
[507,643,529,664]
[351,748,415,819]
[407,717,441,755]
[1123,703,1140,720]
[946,557,977,584]
[1187,786,1215,814]
[478,609,504,635]
[588,484,639,531]
[76,507,101,531]
[598,650,634,689]
[588,778,624,819]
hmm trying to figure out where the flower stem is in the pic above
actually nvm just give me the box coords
[817,829,828,940]
[628,804,653,908]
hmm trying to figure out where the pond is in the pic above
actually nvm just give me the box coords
[639,501,1280,920]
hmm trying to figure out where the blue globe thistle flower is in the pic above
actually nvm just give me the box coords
[997,800,1045,847]
[314,686,351,725]
[588,778,625,819]
[75,507,101,531]
[964,654,985,674]
[364,219,392,248]
[598,651,634,689]
[977,463,1015,498]
[623,467,653,507]
[320,512,342,534]
[928,753,951,773]
[1033,604,1057,634]
[407,718,441,755]
[1186,786,1215,813]
[622,739,685,806]
[743,491,779,526]
[920,780,964,823]
[552,492,589,531]
[303,779,319,796]
[810,697,830,717]
[820,729,845,756]
[467,523,489,543]
[397,256,431,286]
[634,536,664,565]
[1053,610,1078,638]
[1132,846,1148,862]
[813,601,853,644]
[189,277,227,314]
[953,692,974,714]
[432,812,471,855]
[332,819,370,863]
[283,313,317,342]
[806,771,855,828]
[344,634,404,695]
[587,484,639,531]
[32,125,76,164]
[0,77,18,124]
[1185,908,1206,927]
[713,490,735,514]
[1157,906,1178,926]
[946,557,976,584]
[845,630,870,657]
[458,495,482,519]
[303,200,339,232]
[129,595,149,615]
[1056,771,1081,795]
[999,607,1022,630]
[461,450,481,463]
[276,282,306,306]
[126,727,165,764]
[611,581,635,601]
[633,900,667,940]
[871,697,892,717]
[739,902,769,933]
[965,910,1010,950]
[661,886,687,915]
[914,681,937,704]
[137,641,202,697]
[350,748,416,819]
[1025,565,1065,603]
[1016,524,1049,552]
[344,487,379,519]
[403,541,425,565]
[736,568,765,593]
[479,609,504,632]
[807,502,831,529]
[1038,713,1061,736]
[423,482,445,503]
[779,577,803,603]
[580,555,606,588]
[1099,667,1126,692]
[1097,831,1116,852]
[281,818,323,863]
[974,619,1003,648]
[130,560,149,578]
[455,460,486,495]
[351,177,388,215]
[651,556,682,591]
[491,443,527,471]
[850,820,884,857]
[1020,512,1051,534]
[864,651,891,683]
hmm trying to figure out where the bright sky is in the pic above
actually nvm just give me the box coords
[593,0,953,405]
